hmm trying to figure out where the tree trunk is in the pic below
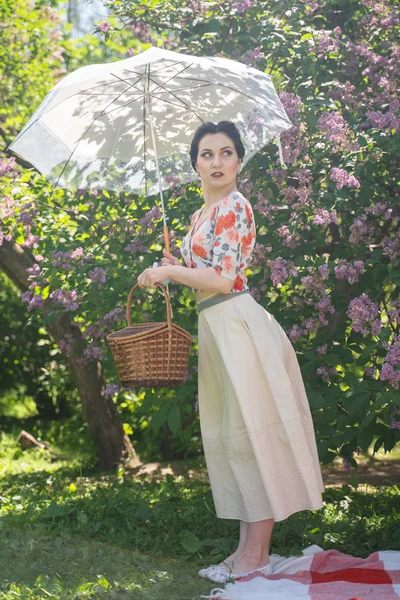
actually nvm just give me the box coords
[0,239,141,471]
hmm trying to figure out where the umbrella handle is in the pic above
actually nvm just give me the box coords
[163,224,170,254]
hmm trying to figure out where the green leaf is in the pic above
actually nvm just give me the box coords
[167,404,181,435]
[179,530,201,554]
[77,511,88,525]
[151,402,170,433]
[44,500,65,519]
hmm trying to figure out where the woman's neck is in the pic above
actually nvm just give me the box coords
[201,182,238,208]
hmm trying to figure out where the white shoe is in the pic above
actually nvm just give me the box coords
[200,562,272,584]
[198,564,229,581]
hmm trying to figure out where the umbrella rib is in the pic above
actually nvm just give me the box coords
[123,60,189,77]
[148,77,205,123]
[93,87,201,119]
[53,77,147,188]
[214,81,290,121]
[125,69,214,86]
[9,76,145,146]
[149,62,193,91]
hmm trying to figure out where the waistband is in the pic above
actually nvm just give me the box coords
[197,289,251,313]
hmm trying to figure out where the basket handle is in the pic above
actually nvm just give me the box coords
[126,283,172,328]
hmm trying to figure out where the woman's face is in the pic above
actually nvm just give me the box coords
[196,132,241,188]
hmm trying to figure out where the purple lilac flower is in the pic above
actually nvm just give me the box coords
[315,296,335,326]
[382,335,400,367]
[124,240,150,253]
[242,47,264,67]
[318,111,359,153]
[364,366,375,378]
[19,201,38,226]
[59,334,75,358]
[365,100,399,131]
[334,259,365,284]
[303,317,320,335]
[371,320,382,336]
[0,195,19,220]
[389,403,400,429]
[316,366,339,383]
[21,227,40,248]
[139,205,161,228]
[21,290,45,312]
[98,22,110,32]
[382,230,400,264]
[313,208,339,226]
[51,247,87,269]
[387,300,400,325]
[364,202,387,216]
[277,225,302,249]
[105,383,119,399]
[88,267,107,287]
[347,293,379,336]
[317,344,328,355]
[343,457,352,472]
[278,93,310,164]
[301,267,328,298]
[330,168,361,190]
[380,363,400,390]
[49,289,79,311]
[288,324,308,343]
[232,0,254,13]
[349,215,371,246]
[0,157,18,178]
[315,28,341,59]
[298,0,320,13]
[130,22,154,45]
[84,343,104,361]
[328,80,357,107]
[270,257,298,286]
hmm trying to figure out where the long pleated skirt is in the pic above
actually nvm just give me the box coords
[197,291,324,523]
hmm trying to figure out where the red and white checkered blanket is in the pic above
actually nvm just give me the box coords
[201,545,400,599]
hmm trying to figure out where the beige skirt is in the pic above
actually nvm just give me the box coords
[196,290,324,523]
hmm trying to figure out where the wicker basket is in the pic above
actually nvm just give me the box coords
[106,283,192,388]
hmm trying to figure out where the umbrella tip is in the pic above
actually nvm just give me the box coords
[275,135,288,170]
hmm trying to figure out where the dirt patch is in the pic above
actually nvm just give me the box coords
[129,455,400,490]
[321,457,400,489]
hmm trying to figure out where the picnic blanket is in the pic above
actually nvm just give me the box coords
[201,544,400,599]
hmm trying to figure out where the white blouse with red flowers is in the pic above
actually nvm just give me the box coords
[180,190,256,293]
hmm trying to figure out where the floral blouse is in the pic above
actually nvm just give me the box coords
[180,190,256,293]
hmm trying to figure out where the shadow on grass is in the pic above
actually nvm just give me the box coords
[1,451,400,599]
[0,528,212,599]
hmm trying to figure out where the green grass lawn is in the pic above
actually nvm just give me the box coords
[1,431,399,599]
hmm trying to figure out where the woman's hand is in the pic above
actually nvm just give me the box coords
[137,265,172,288]
[161,249,180,267]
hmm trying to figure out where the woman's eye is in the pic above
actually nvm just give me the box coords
[201,151,232,157]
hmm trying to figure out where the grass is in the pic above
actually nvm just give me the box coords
[0,430,399,599]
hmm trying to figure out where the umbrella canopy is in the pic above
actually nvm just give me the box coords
[8,46,293,198]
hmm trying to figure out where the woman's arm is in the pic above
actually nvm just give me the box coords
[168,265,233,293]
[137,263,233,294]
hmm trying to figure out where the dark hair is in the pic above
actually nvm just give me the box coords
[189,121,245,172]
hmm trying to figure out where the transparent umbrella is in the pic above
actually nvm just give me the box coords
[7,46,293,252]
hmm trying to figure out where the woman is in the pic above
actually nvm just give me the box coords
[137,121,324,584]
